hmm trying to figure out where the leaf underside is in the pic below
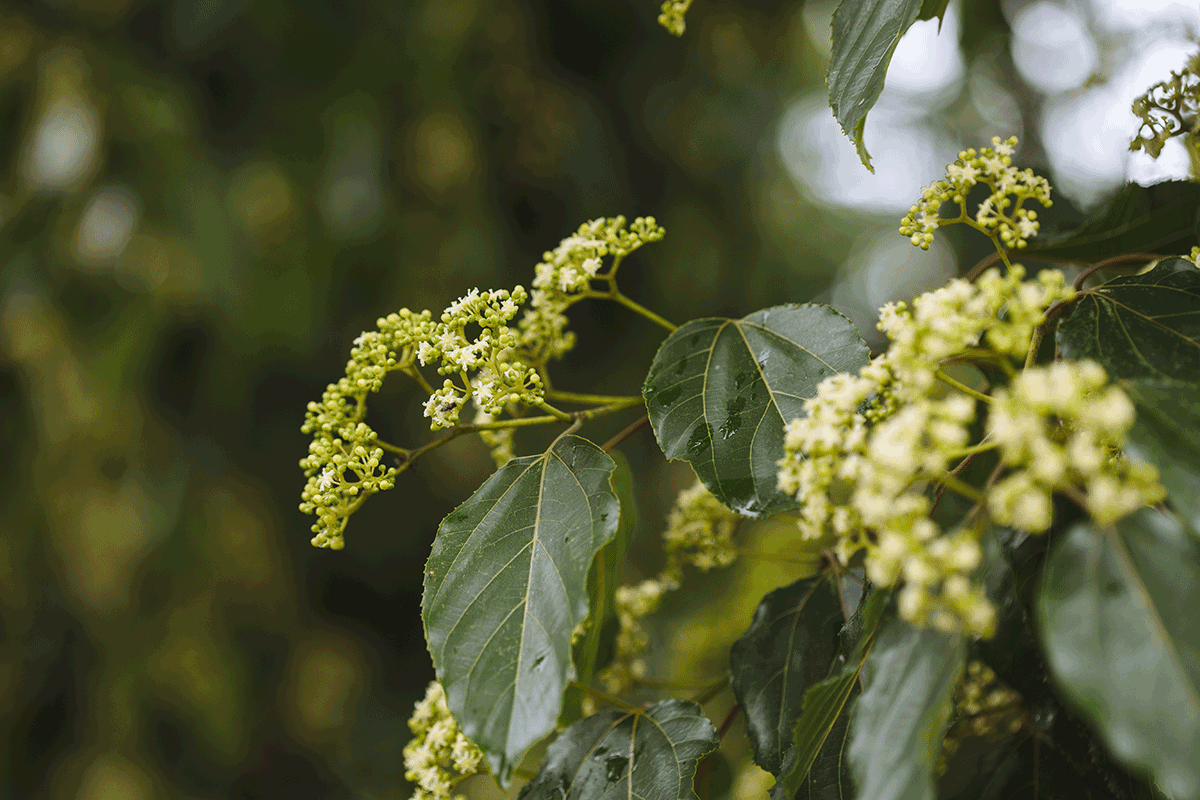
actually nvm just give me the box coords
[828,0,925,170]
[517,700,719,800]
[1039,510,1200,800]
[422,435,619,785]
[1028,180,1200,262]
[643,304,869,517]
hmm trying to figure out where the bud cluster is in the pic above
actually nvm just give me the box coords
[518,216,665,362]
[900,136,1052,251]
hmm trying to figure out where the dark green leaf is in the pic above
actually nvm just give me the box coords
[1028,181,1200,262]
[1056,258,1200,381]
[774,591,886,800]
[1038,510,1200,800]
[828,0,924,170]
[422,435,620,785]
[562,452,637,727]
[516,700,719,800]
[643,304,869,517]
[1125,379,1200,534]
[916,0,951,23]
[847,618,964,800]
[730,577,846,775]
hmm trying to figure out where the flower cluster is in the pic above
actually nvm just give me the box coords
[988,360,1163,530]
[1130,49,1199,159]
[938,660,1026,774]
[900,136,1052,251]
[599,478,744,694]
[658,0,694,36]
[403,682,485,800]
[418,286,543,430]
[777,267,1089,637]
[517,216,665,362]
[300,309,435,549]
[659,479,742,586]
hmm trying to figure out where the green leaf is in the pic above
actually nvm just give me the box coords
[1038,510,1200,800]
[422,435,620,785]
[774,675,857,800]
[516,700,719,800]
[828,0,925,171]
[916,0,951,23]
[562,451,636,727]
[643,304,869,517]
[775,590,886,800]
[1028,181,1200,262]
[847,617,964,800]
[1124,379,1200,534]
[729,576,847,775]
[1056,258,1200,382]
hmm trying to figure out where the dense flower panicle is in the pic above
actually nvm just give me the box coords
[987,360,1163,530]
[900,136,1052,250]
[776,266,1163,638]
[299,308,436,549]
[420,286,545,430]
[301,215,666,549]
[517,216,665,362]
[403,682,485,800]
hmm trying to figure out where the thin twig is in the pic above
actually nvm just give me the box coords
[601,415,651,452]
[1073,252,1165,290]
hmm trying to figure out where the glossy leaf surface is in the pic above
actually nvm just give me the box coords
[1057,258,1200,381]
[1039,510,1200,800]
[1029,181,1200,262]
[1125,379,1200,534]
[643,304,869,517]
[828,0,924,170]
[516,700,719,800]
[422,435,619,784]
[729,576,846,775]
[847,618,964,800]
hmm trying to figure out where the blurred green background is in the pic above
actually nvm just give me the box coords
[0,0,1194,797]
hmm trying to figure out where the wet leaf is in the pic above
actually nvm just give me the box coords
[1056,258,1200,382]
[1038,510,1200,800]
[643,304,869,517]
[847,617,964,800]
[422,435,619,785]
[516,700,719,800]
[828,0,925,170]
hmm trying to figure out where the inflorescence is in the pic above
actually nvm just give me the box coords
[781,172,1166,638]
[657,0,694,36]
[299,217,665,550]
[1130,49,1199,160]
[900,136,1052,251]
[403,682,484,800]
